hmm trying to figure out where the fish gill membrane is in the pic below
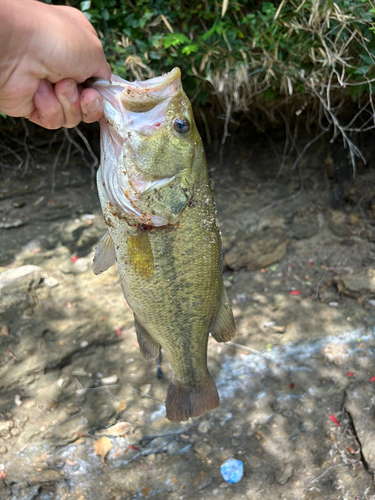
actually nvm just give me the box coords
[92,68,236,422]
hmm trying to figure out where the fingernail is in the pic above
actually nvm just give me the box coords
[63,82,77,103]
[86,98,100,113]
[36,80,50,95]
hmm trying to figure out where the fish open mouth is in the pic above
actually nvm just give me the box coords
[93,68,181,112]
[93,68,188,227]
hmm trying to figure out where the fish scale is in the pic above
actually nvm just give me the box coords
[93,68,235,422]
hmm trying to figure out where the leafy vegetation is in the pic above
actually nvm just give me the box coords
[41,0,375,169]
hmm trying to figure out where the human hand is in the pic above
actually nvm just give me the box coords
[0,0,111,129]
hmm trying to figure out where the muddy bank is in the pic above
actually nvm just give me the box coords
[1,133,375,499]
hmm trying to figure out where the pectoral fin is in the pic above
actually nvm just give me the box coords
[210,288,236,342]
[134,315,160,361]
[92,230,116,275]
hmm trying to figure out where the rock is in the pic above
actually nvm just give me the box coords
[0,445,7,454]
[0,421,13,435]
[140,384,152,396]
[61,220,88,244]
[0,325,9,336]
[197,420,210,434]
[348,213,359,225]
[65,404,81,415]
[290,216,319,240]
[44,277,59,288]
[346,384,375,470]
[10,427,22,436]
[194,442,212,458]
[335,267,375,298]
[224,229,287,272]
[0,218,25,229]
[101,375,119,385]
[95,422,132,437]
[322,343,350,365]
[166,441,191,455]
[141,436,173,456]
[275,463,294,485]
[125,433,141,446]
[0,265,42,308]
[328,211,350,237]
[270,325,286,334]
[60,258,89,275]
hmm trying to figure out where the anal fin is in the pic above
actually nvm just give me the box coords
[92,230,116,275]
[210,287,236,342]
[134,315,160,361]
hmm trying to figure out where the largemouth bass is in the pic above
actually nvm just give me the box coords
[92,68,235,422]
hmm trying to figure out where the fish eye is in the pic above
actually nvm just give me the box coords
[174,117,190,135]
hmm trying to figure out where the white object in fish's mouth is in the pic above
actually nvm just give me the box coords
[93,68,183,227]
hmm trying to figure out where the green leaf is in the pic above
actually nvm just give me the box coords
[182,43,199,55]
[163,33,189,49]
[80,1,91,11]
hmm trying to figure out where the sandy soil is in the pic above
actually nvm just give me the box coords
[1,130,375,499]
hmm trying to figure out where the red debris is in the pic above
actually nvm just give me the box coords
[308,261,313,267]
[329,414,340,427]
[116,327,122,337]
[0,470,6,479]
[71,255,79,263]
[7,349,16,359]
[346,372,356,377]
[289,383,295,389]
[128,445,140,451]
[289,290,301,295]
[370,376,375,382]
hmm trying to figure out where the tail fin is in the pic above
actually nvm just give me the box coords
[166,376,219,422]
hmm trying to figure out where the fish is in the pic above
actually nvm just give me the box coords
[92,68,235,422]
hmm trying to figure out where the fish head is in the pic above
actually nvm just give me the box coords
[93,69,204,227]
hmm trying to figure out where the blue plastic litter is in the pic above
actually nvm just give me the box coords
[220,458,244,483]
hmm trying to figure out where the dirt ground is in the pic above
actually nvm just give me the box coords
[1,128,375,500]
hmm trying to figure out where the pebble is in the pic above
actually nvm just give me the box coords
[65,404,81,415]
[72,370,89,377]
[140,384,152,396]
[10,427,22,436]
[0,446,7,454]
[220,458,244,483]
[0,325,9,337]
[0,421,13,434]
[80,340,89,348]
[194,442,212,458]
[197,420,210,434]
[275,463,294,485]
[142,437,173,456]
[44,277,59,288]
[14,394,22,406]
[62,258,89,274]
[125,433,141,446]
[101,375,119,385]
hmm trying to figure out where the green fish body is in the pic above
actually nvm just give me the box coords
[93,68,235,422]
